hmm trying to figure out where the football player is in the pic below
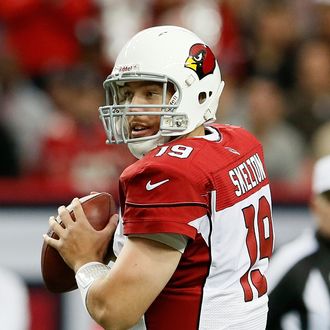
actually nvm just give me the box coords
[44,26,274,329]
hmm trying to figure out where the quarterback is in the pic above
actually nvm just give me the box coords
[44,26,274,329]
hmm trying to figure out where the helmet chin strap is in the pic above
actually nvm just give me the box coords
[128,135,170,159]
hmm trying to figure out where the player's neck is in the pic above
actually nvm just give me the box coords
[169,125,206,144]
[186,125,205,138]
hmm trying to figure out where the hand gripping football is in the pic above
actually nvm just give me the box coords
[41,192,116,293]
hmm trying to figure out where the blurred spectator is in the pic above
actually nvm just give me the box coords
[288,39,330,142]
[248,0,301,89]
[0,53,54,174]
[152,0,221,50]
[222,0,258,32]
[0,267,30,330]
[267,155,330,329]
[311,121,330,159]
[0,122,19,176]
[0,0,100,80]
[216,0,249,83]
[34,66,135,200]
[98,0,152,66]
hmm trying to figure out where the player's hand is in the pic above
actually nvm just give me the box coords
[43,198,118,272]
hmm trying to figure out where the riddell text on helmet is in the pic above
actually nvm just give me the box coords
[114,64,140,73]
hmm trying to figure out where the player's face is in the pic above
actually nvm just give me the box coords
[118,81,173,139]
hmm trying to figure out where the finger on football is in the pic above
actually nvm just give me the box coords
[71,198,89,225]
[57,205,74,227]
[43,233,60,249]
[48,216,65,237]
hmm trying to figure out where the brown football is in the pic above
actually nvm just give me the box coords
[41,192,116,293]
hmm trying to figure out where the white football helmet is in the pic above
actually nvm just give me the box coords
[99,25,225,158]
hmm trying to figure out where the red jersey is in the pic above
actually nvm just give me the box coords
[115,124,274,329]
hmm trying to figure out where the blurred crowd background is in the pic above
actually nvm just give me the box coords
[1,1,329,329]
[0,0,330,206]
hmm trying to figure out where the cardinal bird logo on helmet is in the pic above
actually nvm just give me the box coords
[184,43,216,80]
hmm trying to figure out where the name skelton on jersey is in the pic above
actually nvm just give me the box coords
[115,124,274,330]
[229,153,267,197]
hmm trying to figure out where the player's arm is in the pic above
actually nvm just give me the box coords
[44,199,182,329]
[86,236,181,329]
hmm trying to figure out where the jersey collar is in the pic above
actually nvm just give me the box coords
[194,125,221,142]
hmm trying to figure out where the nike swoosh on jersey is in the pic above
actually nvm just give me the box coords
[146,179,170,191]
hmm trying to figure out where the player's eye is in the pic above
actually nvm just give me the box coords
[125,91,133,100]
[146,91,157,98]
[145,90,162,104]
[119,89,133,104]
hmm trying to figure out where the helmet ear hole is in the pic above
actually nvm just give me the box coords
[198,91,214,105]
[198,92,207,104]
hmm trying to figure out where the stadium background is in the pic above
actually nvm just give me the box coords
[0,0,329,329]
